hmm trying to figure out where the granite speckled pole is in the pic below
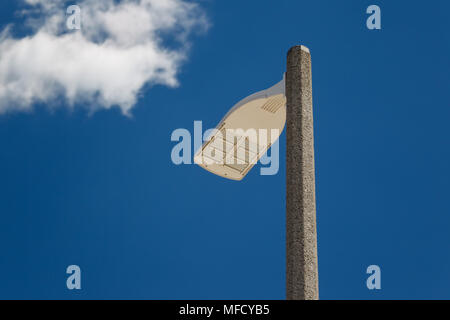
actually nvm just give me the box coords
[286,45,319,300]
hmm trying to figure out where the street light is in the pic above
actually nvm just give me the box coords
[194,45,318,300]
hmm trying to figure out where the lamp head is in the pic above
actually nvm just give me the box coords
[194,76,286,180]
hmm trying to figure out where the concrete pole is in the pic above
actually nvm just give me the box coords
[286,45,319,300]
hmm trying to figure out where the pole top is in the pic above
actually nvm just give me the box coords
[288,45,310,55]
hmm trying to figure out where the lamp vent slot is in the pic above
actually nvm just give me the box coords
[261,95,286,114]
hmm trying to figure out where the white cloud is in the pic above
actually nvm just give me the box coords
[0,0,208,115]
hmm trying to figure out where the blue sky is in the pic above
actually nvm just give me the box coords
[0,0,449,299]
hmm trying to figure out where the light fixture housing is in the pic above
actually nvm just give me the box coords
[194,76,286,180]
